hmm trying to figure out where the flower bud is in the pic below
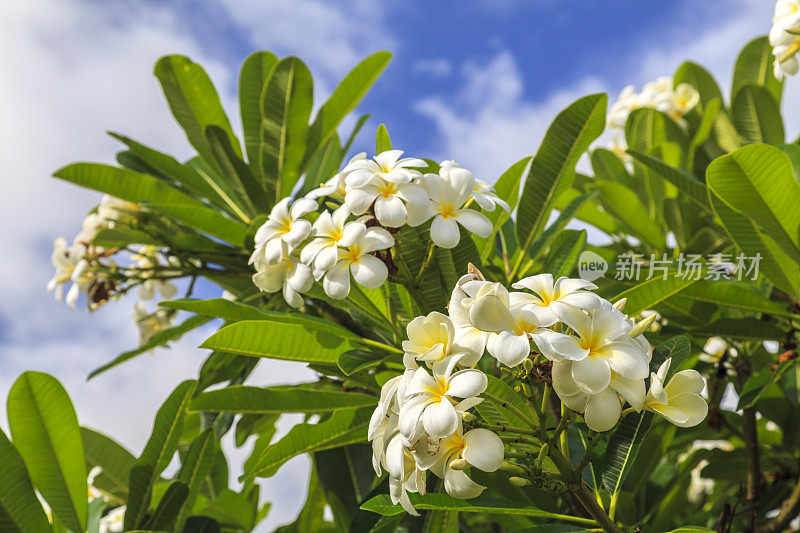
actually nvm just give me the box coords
[612,297,627,312]
[461,411,476,422]
[536,444,549,467]
[509,476,531,487]
[500,461,525,475]
[629,313,657,338]
[449,458,469,470]
[522,358,533,372]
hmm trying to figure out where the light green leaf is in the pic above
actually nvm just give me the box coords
[204,125,269,214]
[154,55,241,164]
[304,51,392,166]
[731,84,784,145]
[479,376,537,428]
[7,372,86,532]
[732,36,783,104]
[81,428,135,505]
[239,51,279,178]
[125,380,196,530]
[301,134,342,195]
[0,428,51,533]
[160,298,277,321]
[611,276,699,315]
[53,163,248,245]
[250,407,372,478]
[174,430,217,532]
[88,315,212,380]
[541,229,587,278]
[706,144,800,263]
[190,386,376,414]
[197,489,255,530]
[516,94,606,258]
[677,281,795,316]
[689,318,785,340]
[259,57,313,198]
[674,61,723,112]
[627,150,709,210]
[199,318,362,364]
[375,123,392,153]
[592,181,666,249]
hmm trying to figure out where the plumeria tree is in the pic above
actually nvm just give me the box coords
[2,3,800,532]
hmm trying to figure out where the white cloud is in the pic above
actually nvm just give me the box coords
[414,58,453,77]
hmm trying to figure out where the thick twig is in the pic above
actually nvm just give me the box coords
[742,405,761,532]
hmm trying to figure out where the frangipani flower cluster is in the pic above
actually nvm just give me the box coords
[251,151,504,307]
[771,0,800,79]
[605,77,700,162]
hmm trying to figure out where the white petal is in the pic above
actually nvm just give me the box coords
[447,369,488,398]
[344,187,378,215]
[323,261,351,299]
[664,370,705,396]
[455,209,492,238]
[444,467,485,499]
[487,331,530,367]
[360,227,395,252]
[314,245,339,272]
[662,394,708,427]
[601,340,649,380]
[551,361,582,397]
[290,198,318,218]
[584,388,622,432]
[375,195,408,227]
[352,254,388,289]
[398,395,429,441]
[512,274,554,298]
[404,201,435,227]
[610,373,646,412]
[452,327,488,358]
[339,221,366,247]
[468,295,516,332]
[430,215,461,249]
[287,263,313,293]
[531,330,589,362]
[571,356,611,394]
[422,399,459,437]
[407,367,439,396]
[462,429,504,472]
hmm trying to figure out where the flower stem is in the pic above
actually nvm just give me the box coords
[416,241,437,278]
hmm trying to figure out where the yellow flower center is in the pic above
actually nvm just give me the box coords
[377,180,398,198]
[438,203,456,219]
[343,245,363,263]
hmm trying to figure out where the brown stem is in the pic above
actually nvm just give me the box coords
[756,479,800,533]
[742,405,761,532]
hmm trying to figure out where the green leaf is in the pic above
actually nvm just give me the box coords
[375,124,392,153]
[479,376,537,428]
[160,298,277,321]
[674,61,723,112]
[197,489,255,530]
[706,144,800,263]
[314,444,374,531]
[689,318,785,340]
[249,407,372,478]
[174,430,217,532]
[627,150,710,210]
[190,385,376,414]
[731,84,784,145]
[687,98,720,167]
[301,133,342,195]
[611,276,700,316]
[53,163,248,245]
[677,281,794,316]
[88,314,212,380]
[154,55,242,165]
[591,181,666,248]
[125,380,196,530]
[361,493,594,524]
[0,428,52,533]
[81,428,135,504]
[146,481,188,531]
[733,36,783,104]
[7,372,86,532]
[199,317,364,364]
[304,51,392,167]
[522,192,596,269]
[541,229,587,278]
[478,157,531,259]
[516,94,607,255]
[204,125,269,214]
[338,349,391,376]
[239,51,279,179]
[259,57,313,198]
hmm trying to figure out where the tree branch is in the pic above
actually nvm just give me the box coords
[756,478,800,533]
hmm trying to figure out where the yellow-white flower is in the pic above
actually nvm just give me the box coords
[700,336,727,363]
[771,0,800,79]
[321,227,394,299]
[47,237,86,303]
[512,273,602,327]
[402,311,481,367]
[344,175,429,228]
[252,243,313,308]
[345,150,425,186]
[447,274,493,357]
[300,205,366,273]
[645,357,708,428]
[251,197,317,265]
[99,505,125,533]
[413,423,504,499]
[439,160,510,212]
[305,153,366,200]
[384,432,426,516]
[132,302,176,346]
[407,169,492,248]
[399,354,487,439]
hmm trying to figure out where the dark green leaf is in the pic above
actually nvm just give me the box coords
[190,385,376,414]
[81,427,135,504]
[731,84,784,145]
[733,36,783,103]
[239,51,279,179]
[0,428,51,533]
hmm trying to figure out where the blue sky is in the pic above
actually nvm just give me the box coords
[0,0,789,529]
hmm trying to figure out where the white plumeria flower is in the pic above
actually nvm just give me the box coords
[551,359,641,432]
[132,301,176,346]
[99,505,125,533]
[407,170,492,249]
[251,197,317,265]
[322,227,394,299]
[369,371,415,475]
[464,282,549,367]
[345,150,425,187]
[645,358,708,428]
[669,83,699,115]
[447,274,493,357]
[252,243,313,308]
[414,423,504,499]
[439,160,509,213]
[130,246,179,301]
[700,336,727,363]
[532,304,650,395]
[512,273,602,327]
[300,205,366,273]
[402,311,481,367]
[88,466,104,501]
[384,432,426,516]
[607,85,638,129]
[399,354,487,439]
[305,153,367,200]
[47,237,86,303]
[344,174,429,228]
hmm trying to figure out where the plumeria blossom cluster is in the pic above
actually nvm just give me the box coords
[771,0,800,79]
[605,77,700,163]
[369,270,708,514]
[250,150,505,307]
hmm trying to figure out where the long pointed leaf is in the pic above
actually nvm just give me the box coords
[190,386,376,414]
[0,428,51,533]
